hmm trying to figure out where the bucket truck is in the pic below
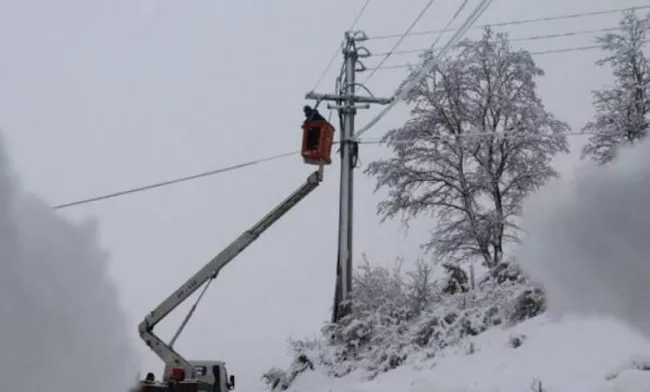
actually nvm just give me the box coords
[136,167,324,392]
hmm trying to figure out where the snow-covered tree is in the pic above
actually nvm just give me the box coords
[581,10,650,164]
[366,28,569,269]
[404,258,438,316]
[347,256,411,320]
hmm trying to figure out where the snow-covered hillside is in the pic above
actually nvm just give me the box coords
[264,66,650,392]
[285,315,650,392]
[265,259,650,391]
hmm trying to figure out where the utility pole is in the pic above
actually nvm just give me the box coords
[306,31,392,323]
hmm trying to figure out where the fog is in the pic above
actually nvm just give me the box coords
[517,137,650,337]
[0,134,137,391]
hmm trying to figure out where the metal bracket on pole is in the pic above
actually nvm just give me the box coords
[327,103,370,110]
[305,91,393,105]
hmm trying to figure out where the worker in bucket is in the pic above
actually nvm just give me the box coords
[303,105,325,123]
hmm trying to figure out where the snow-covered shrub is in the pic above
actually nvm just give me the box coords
[265,259,544,389]
[508,333,527,349]
[441,263,470,295]
[262,340,315,391]
[261,368,290,391]
[506,287,545,325]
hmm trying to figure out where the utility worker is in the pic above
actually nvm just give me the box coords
[303,105,326,123]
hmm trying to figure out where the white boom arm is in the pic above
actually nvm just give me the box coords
[138,168,323,378]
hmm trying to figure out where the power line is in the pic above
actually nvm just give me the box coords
[379,0,470,79]
[310,0,371,92]
[361,0,470,92]
[426,0,470,51]
[367,5,650,41]
[530,43,611,56]
[349,0,371,32]
[368,26,623,57]
[510,26,621,43]
[358,130,619,145]
[531,39,649,54]
[54,128,625,210]
[53,150,299,210]
[362,0,438,85]
[365,39,650,71]
[354,0,496,139]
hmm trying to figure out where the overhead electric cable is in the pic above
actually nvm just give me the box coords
[357,130,626,145]
[54,150,299,210]
[54,127,627,210]
[349,0,371,31]
[510,26,622,42]
[367,5,650,40]
[427,0,470,51]
[362,0,438,84]
[365,39,650,71]
[368,26,623,57]
[530,39,649,55]
[354,0,496,139]
[311,0,371,92]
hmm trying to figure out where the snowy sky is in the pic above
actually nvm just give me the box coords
[0,0,644,390]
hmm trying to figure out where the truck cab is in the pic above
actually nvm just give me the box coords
[163,360,235,392]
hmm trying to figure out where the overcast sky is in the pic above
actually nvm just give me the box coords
[0,0,645,390]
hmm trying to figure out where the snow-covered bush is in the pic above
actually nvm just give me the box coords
[262,340,315,391]
[265,258,545,390]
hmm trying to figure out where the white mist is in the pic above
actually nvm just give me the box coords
[518,137,650,337]
[0,134,137,391]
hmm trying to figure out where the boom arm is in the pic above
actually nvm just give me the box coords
[138,168,323,378]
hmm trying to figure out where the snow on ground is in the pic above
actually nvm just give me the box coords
[285,315,650,392]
